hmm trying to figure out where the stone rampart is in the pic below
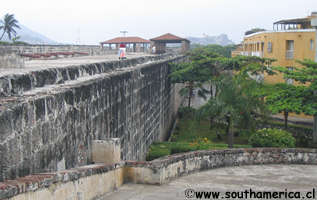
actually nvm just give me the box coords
[0,54,186,181]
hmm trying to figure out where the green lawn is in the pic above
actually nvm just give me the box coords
[171,114,250,145]
[146,111,313,161]
[146,112,251,161]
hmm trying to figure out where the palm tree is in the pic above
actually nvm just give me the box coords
[0,13,20,40]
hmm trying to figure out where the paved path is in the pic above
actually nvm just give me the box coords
[0,53,150,76]
[101,165,317,200]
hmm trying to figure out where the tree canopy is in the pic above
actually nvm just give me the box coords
[0,13,20,40]
[245,28,266,36]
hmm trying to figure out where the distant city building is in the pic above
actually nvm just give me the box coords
[100,36,150,52]
[233,14,316,84]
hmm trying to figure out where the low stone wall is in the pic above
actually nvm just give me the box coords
[0,45,113,56]
[0,163,125,200]
[1,148,317,200]
[125,148,317,184]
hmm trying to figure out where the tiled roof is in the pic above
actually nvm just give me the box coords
[150,33,189,42]
[100,37,150,44]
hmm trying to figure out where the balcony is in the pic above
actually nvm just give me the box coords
[286,50,294,60]
[251,51,264,58]
[239,51,263,57]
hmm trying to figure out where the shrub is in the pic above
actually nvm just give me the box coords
[248,128,296,148]
[146,148,170,161]
[170,143,198,154]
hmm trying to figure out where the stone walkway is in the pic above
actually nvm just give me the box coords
[0,53,150,76]
[101,165,317,200]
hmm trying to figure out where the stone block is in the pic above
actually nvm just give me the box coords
[92,139,121,165]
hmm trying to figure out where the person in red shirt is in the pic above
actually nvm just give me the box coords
[118,43,126,60]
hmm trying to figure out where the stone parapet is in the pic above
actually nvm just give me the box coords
[125,148,317,184]
[1,148,317,200]
[0,162,125,200]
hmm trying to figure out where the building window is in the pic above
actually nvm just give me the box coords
[311,39,314,51]
[286,40,294,60]
[286,67,294,85]
[267,42,272,53]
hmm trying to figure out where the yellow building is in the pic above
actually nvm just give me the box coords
[236,15,316,84]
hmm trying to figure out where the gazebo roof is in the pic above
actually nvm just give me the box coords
[150,33,189,43]
[100,37,150,44]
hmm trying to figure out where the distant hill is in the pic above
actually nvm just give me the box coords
[1,23,59,45]
[187,34,234,46]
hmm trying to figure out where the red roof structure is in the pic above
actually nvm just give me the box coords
[100,37,150,44]
[150,33,189,43]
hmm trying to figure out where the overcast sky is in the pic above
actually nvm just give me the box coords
[0,0,316,44]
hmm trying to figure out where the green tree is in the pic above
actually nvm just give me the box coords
[170,48,230,108]
[169,62,207,107]
[189,44,238,58]
[0,13,20,40]
[198,75,266,148]
[265,83,304,129]
[274,59,317,142]
[245,28,266,36]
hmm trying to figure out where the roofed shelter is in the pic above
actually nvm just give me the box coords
[100,37,150,52]
[150,33,190,54]
[273,17,314,30]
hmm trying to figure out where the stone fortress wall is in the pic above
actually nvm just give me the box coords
[0,54,186,182]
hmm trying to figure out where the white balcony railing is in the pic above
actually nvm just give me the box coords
[286,50,294,59]
[239,51,264,57]
[251,51,263,57]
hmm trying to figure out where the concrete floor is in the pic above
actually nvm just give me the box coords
[101,165,317,200]
[0,53,150,76]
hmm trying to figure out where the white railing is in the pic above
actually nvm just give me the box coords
[251,51,263,57]
[286,50,294,59]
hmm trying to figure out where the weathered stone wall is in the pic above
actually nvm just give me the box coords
[0,162,125,200]
[0,45,114,56]
[0,49,24,69]
[0,55,186,181]
[125,148,317,184]
[1,148,317,200]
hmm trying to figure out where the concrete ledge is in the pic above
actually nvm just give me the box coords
[125,148,317,184]
[1,148,317,199]
[0,162,125,199]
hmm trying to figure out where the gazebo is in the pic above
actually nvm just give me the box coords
[100,37,150,52]
[150,33,190,54]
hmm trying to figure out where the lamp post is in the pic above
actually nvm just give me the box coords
[310,12,317,143]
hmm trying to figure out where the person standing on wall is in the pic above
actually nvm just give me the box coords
[118,43,127,60]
